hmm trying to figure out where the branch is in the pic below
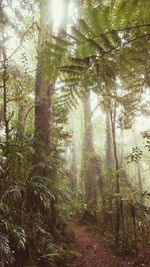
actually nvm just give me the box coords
[91,102,101,117]
[70,23,150,46]
[7,24,34,60]
[7,111,14,122]
[69,34,150,87]
[23,105,34,130]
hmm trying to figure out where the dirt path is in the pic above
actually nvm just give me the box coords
[69,225,149,267]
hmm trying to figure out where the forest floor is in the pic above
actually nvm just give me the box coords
[67,225,150,267]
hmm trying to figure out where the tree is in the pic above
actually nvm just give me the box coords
[83,91,97,207]
[34,0,71,167]
[60,0,150,245]
[105,112,114,168]
[34,0,53,159]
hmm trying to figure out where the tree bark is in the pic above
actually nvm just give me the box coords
[133,129,144,201]
[83,91,94,154]
[1,38,10,142]
[105,112,114,168]
[137,164,143,195]
[110,109,120,246]
[71,136,77,192]
[34,0,53,157]
[17,100,25,136]
[34,0,71,227]
[83,91,97,208]
[34,0,70,158]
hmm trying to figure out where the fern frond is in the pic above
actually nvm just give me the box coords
[88,38,104,54]
[72,26,88,41]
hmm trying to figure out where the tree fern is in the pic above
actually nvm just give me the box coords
[59,0,150,109]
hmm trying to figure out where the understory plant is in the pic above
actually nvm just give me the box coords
[0,133,71,267]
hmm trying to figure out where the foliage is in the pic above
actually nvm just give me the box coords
[125,147,143,163]
[0,129,71,266]
[0,0,150,265]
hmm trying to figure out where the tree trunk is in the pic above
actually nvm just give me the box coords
[34,0,53,158]
[17,100,25,136]
[137,164,143,195]
[133,129,144,201]
[105,112,114,168]
[71,136,77,192]
[83,91,94,154]
[2,50,9,142]
[34,0,70,159]
[1,21,9,142]
[110,109,120,246]
[34,0,71,227]
[83,91,97,208]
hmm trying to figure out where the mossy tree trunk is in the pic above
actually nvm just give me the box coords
[106,112,114,168]
[34,0,53,162]
[83,91,97,209]
[34,0,70,164]
[71,136,77,192]
[137,164,143,195]
[110,108,120,246]
[133,129,144,202]
[34,0,70,227]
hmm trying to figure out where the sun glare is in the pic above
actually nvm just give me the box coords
[52,0,63,31]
